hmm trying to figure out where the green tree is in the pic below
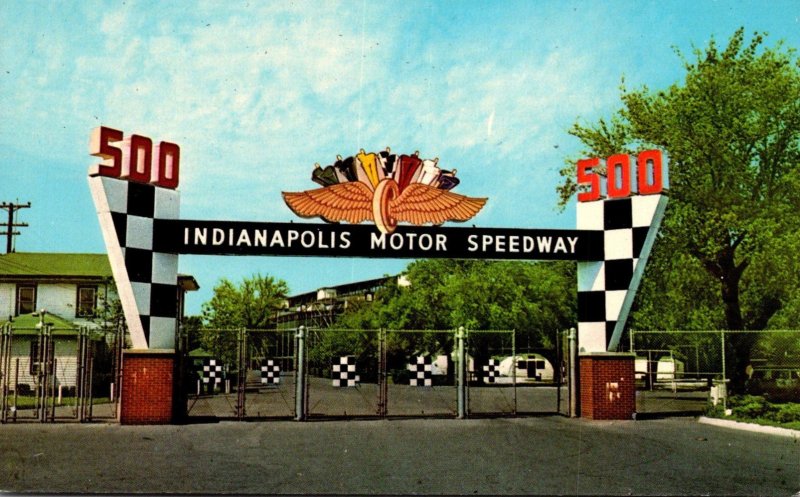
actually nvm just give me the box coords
[558,28,800,388]
[334,259,576,383]
[180,315,204,353]
[338,260,575,335]
[200,273,289,365]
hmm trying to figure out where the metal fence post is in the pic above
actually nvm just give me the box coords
[294,326,306,421]
[456,326,466,419]
[378,328,387,417]
[568,327,578,418]
[236,327,247,420]
[512,329,517,415]
[720,331,727,413]
[1,323,12,423]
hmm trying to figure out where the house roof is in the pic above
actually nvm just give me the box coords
[0,253,200,291]
[0,252,113,279]
[1,312,80,336]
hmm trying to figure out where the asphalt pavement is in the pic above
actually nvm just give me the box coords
[0,415,798,495]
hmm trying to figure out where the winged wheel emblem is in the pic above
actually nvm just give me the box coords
[283,149,487,234]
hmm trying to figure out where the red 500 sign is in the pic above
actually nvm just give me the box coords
[89,126,180,189]
[577,149,664,202]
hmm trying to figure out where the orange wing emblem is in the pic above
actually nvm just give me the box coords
[283,150,487,234]
[282,182,373,224]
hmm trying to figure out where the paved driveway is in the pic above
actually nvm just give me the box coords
[1,416,797,495]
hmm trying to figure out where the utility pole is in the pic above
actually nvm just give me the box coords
[0,201,31,254]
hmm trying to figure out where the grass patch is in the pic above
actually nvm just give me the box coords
[705,395,800,430]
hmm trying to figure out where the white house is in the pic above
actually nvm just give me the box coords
[0,252,198,391]
[0,253,117,325]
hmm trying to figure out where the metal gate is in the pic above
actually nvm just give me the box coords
[466,329,568,417]
[302,328,460,418]
[0,322,122,423]
[382,329,458,417]
[304,328,381,418]
[183,328,298,420]
[182,326,569,420]
[242,329,297,418]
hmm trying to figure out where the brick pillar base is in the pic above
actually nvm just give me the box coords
[120,349,175,425]
[580,353,635,420]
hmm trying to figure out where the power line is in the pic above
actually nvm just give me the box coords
[0,201,31,254]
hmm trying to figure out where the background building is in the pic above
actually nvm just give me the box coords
[273,276,398,329]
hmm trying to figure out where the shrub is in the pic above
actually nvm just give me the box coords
[729,395,770,418]
[711,395,800,428]
[769,403,800,424]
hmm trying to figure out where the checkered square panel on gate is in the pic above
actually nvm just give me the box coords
[482,359,499,383]
[201,358,224,385]
[409,355,433,387]
[332,356,359,387]
[576,195,666,352]
[89,176,180,349]
[261,359,281,385]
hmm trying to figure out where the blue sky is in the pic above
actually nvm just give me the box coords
[2,1,799,315]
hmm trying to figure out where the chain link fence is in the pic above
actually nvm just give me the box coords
[305,327,381,418]
[1,322,122,423]
[628,330,800,414]
[182,326,567,420]
[182,327,298,420]
[382,330,458,417]
[466,329,568,416]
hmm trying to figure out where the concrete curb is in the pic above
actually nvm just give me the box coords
[698,416,800,438]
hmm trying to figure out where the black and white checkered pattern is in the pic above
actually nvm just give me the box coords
[576,194,667,352]
[261,359,281,385]
[332,356,359,387]
[201,358,224,385]
[482,359,499,383]
[89,176,180,349]
[409,355,433,386]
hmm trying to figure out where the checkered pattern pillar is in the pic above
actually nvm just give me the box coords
[576,194,667,352]
[89,176,180,350]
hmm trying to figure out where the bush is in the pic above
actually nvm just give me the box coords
[771,403,800,424]
[729,395,770,418]
[709,395,800,428]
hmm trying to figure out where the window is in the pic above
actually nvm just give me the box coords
[29,339,39,375]
[29,338,53,375]
[77,286,97,317]
[16,285,36,316]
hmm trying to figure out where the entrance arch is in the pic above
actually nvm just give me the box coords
[88,128,667,422]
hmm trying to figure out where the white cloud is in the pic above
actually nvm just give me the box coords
[2,1,638,233]
[100,9,127,37]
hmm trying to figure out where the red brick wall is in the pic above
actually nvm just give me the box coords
[119,351,174,425]
[580,354,635,420]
